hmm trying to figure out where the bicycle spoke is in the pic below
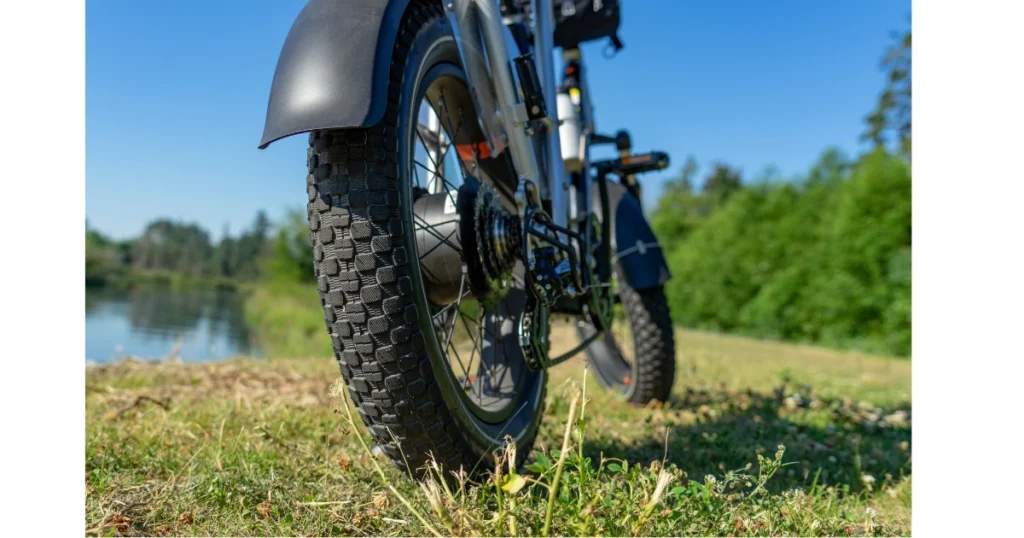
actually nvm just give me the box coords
[458,305,510,394]
[457,306,484,399]
[441,274,467,359]
[450,340,472,388]
[413,159,460,195]
[407,84,527,416]
[493,295,513,393]
[431,288,471,325]
[414,216,462,260]
[415,122,445,193]
[413,212,462,257]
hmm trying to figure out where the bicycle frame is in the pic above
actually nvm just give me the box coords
[444,0,575,230]
[259,0,671,371]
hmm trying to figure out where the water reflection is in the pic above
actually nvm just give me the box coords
[85,285,260,362]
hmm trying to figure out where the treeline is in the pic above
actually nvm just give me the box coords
[651,149,910,356]
[85,212,273,286]
[651,28,911,356]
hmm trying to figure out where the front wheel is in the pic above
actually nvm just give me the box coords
[305,2,544,476]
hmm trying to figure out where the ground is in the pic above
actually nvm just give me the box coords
[85,325,911,536]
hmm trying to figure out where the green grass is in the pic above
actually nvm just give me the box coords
[243,280,334,358]
[85,327,910,536]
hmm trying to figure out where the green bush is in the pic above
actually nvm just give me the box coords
[659,149,911,356]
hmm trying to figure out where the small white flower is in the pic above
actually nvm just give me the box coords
[649,470,674,508]
[866,507,878,518]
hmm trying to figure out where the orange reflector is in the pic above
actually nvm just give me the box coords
[455,141,492,160]
[623,376,631,385]
[622,154,651,165]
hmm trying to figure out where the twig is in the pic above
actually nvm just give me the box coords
[215,417,226,471]
[103,395,170,421]
[295,500,353,507]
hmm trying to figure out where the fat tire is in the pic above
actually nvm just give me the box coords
[618,285,676,404]
[304,1,542,476]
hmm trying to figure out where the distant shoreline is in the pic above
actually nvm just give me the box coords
[86,268,247,292]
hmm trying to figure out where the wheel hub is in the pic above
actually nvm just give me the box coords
[412,178,521,307]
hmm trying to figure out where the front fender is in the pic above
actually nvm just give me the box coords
[259,0,410,149]
[593,180,671,290]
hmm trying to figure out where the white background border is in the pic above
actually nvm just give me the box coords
[2,0,1024,535]
[914,0,1024,534]
[1,0,85,535]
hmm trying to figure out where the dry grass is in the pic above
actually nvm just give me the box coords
[86,327,910,536]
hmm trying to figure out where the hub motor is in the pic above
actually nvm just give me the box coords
[412,178,521,307]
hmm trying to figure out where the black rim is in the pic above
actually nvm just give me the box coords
[403,61,534,426]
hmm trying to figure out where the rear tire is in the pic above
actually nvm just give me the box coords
[305,1,543,476]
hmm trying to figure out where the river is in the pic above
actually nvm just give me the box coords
[85,285,262,363]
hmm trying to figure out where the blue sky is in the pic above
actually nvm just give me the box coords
[86,0,909,239]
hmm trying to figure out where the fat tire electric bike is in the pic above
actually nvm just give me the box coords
[260,0,675,475]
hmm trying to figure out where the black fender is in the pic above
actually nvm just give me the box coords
[259,0,410,149]
[593,180,671,290]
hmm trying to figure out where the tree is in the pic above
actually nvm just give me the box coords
[651,156,709,246]
[807,147,851,185]
[86,227,127,285]
[863,26,911,157]
[664,155,699,196]
[211,223,237,278]
[132,219,213,276]
[232,210,272,279]
[701,163,743,204]
[266,209,315,283]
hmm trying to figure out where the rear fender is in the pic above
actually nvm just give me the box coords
[259,0,410,149]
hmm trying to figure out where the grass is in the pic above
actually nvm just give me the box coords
[243,280,334,358]
[85,325,911,536]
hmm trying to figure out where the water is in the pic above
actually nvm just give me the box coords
[85,285,261,363]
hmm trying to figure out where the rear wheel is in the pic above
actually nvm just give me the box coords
[305,2,544,475]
